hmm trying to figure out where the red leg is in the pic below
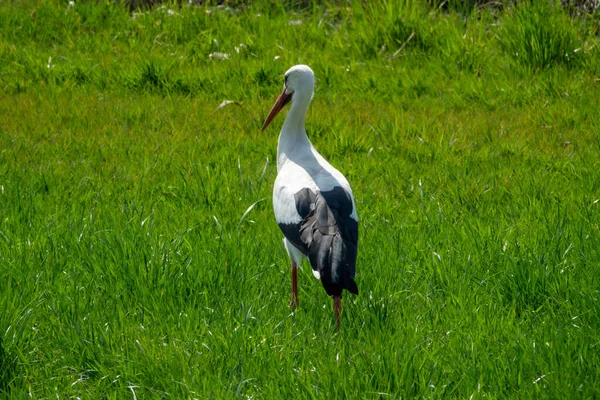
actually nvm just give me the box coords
[290,262,298,310]
[333,296,342,331]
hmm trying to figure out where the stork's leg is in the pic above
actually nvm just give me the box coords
[290,262,298,310]
[333,296,342,331]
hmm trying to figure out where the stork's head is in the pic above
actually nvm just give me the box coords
[261,65,314,131]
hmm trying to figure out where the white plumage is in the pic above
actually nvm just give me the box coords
[272,155,357,224]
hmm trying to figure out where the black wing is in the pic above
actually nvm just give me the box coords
[279,186,359,297]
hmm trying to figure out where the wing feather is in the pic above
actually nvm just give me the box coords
[299,187,358,297]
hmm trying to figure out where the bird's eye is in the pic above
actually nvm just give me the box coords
[284,76,288,86]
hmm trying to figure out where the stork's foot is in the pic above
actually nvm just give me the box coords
[333,296,342,332]
[290,262,298,311]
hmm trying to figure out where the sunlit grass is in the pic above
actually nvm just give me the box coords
[1,1,599,398]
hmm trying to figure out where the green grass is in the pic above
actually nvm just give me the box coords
[1,0,600,398]
[498,1,587,70]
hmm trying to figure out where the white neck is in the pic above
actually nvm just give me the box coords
[277,92,312,170]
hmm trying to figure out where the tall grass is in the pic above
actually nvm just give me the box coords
[498,1,585,69]
[1,1,599,398]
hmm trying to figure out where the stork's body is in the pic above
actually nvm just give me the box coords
[262,65,359,329]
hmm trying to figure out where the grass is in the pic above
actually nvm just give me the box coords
[1,0,600,398]
[498,1,587,69]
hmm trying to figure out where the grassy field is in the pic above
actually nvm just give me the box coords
[1,0,600,398]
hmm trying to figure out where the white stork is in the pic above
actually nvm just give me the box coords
[261,65,359,329]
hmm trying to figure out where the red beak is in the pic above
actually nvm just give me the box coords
[261,87,293,131]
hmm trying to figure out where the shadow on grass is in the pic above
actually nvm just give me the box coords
[0,336,17,394]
